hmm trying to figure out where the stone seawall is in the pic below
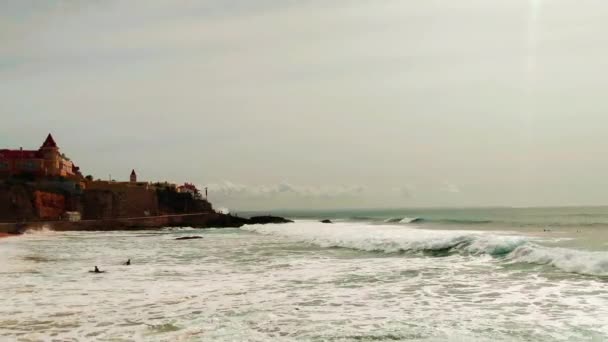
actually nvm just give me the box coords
[0,212,246,234]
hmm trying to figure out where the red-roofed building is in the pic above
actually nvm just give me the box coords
[0,134,82,179]
[177,183,202,199]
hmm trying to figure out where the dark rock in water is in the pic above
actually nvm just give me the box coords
[320,219,333,224]
[248,216,294,224]
[175,236,203,240]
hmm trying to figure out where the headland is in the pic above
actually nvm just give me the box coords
[0,134,290,234]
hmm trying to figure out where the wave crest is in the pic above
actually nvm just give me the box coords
[243,221,608,276]
[507,245,608,276]
[383,217,424,224]
[243,222,526,256]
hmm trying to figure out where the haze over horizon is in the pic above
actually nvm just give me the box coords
[2,1,608,210]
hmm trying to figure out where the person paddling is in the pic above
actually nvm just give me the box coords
[124,259,131,266]
[93,266,103,273]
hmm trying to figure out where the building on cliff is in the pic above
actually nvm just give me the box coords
[178,183,203,200]
[0,134,82,179]
[0,136,213,223]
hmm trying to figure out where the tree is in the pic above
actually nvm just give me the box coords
[85,175,94,181]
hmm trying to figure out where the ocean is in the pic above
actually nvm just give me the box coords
[1,207,608,341]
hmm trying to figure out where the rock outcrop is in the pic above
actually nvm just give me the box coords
[175,236,203,240]
[248,216,294,224]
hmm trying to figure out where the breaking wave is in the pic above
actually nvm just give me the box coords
[243,221,608,276]
[243,222,526,256]
[362,216,496,226]
[506,245,608,276]
[384,217,424,224]
[23,226,56,235]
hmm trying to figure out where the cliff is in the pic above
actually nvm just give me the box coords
[0,180,213,223]
[0,183,72,221]
[0,183,37,221]
[156,187,212,214]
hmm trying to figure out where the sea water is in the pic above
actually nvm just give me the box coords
[1,207,608,341]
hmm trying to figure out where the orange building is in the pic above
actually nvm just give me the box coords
[0,134,82,179]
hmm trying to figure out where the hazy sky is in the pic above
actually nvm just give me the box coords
[2,0,608,210]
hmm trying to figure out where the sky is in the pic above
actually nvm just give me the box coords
[2,0,608,210]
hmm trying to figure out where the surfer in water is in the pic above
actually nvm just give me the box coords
[124,259,131,266]
[91,266,104,273]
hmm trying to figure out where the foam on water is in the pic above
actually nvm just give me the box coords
[243,221,527,255]
[383,217,423,224]
[2,222,608,341]
[243,221,608,276]
[23,226,56,235]
[507,245,608,276]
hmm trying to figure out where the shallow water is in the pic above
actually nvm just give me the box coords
[1,220,608,341]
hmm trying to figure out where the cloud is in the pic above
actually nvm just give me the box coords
[207,181,366,199]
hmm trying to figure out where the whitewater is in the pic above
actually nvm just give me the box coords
[2,219,608,341]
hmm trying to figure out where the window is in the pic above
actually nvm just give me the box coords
[23,160,37,170]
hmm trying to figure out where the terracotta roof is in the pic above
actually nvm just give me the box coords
[179,183,198,191]
[41,133,58,148]
[0,149,42,159]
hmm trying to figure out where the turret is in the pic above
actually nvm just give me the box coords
[130,169,137,183]
[40,133,60,175]
[41,133,58,151]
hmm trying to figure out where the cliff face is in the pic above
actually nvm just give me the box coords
[157,188,212,214]
[33,191,65,219]
[0,181,214,222]
[0,183,71,221]
[0,184,36,221]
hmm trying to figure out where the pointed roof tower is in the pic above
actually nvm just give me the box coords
[130,169,137,183]
[41,133,58,149]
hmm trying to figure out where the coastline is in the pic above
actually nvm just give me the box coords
[0,213,292,234]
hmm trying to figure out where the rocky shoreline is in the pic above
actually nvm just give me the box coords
[0,213,293,235]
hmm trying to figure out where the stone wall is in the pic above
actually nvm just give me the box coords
[0,213,223,233]
[0,181,208,222]
[81,190,116,220]
[80,187,159,219]
[117,186,159,218]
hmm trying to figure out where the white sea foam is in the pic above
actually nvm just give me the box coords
[161,226,197,231]
[2,225,608,341]
[243,221,527,256]
[243,221,608,276]
[399,217,420,223]
[507,245,608,276]
[383,217,421,224]
[23,226,56,235]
